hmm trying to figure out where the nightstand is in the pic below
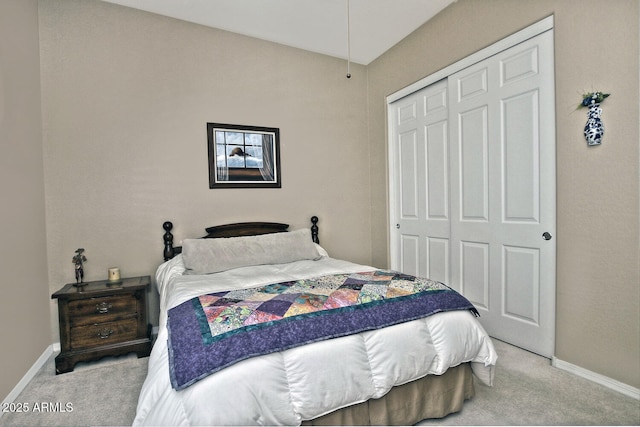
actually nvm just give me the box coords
[51,275,152,374]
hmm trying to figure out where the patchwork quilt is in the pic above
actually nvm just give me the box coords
[167,270,478,390]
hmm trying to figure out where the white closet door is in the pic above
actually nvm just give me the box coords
[390,79,450,283]
[390,27,556,357]
[449,30,556,357]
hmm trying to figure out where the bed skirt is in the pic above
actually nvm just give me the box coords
[302,363,474,426]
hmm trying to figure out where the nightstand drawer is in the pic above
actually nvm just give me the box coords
[68,295,138,326]
[69,317,138,350]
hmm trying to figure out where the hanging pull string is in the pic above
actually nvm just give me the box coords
[346,0,351,78]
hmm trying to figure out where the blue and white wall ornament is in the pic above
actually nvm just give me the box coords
[580,91,610,146]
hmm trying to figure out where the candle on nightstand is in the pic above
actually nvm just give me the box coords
[108,267,120,282]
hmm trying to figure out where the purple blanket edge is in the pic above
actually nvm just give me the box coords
[167,281,477,390]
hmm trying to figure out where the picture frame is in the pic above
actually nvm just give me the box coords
[207,123,281,188]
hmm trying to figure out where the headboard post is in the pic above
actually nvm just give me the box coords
[311,216,319,245]
[163,221,175,261]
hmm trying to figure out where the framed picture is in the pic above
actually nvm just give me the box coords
[207,123,281,188]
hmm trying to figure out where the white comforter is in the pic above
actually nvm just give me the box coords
[133,254,497,426]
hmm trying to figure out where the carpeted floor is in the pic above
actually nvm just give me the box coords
[419,340,639,425]
[1,339,638,426]
[0,353,147,427]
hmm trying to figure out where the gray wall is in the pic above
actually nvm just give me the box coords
[38,0,370,335]
[0,0,51,402]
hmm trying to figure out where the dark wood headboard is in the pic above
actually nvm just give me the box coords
[163,216,319,261]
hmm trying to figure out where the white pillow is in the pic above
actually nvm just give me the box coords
[182,229,322,274]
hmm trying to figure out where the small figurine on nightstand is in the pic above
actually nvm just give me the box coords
[72,248,87,284]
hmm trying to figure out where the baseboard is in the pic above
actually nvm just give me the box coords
[1,344,57,417]
[552,357,640,400]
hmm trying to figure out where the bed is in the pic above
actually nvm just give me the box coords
[133,217,497,426]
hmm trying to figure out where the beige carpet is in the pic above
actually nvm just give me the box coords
[0,353,147,427]
[419,340,639,425]
[1,340,638,426]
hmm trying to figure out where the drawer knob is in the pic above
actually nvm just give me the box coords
[96,302,112,314]
[97,328,114,339]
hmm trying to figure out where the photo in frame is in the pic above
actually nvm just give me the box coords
[207,123,281,188]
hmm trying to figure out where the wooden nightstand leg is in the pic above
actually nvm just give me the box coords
[136,348,151,358]
[55,354,76,374]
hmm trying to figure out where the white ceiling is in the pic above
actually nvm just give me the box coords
[100,0,455,65]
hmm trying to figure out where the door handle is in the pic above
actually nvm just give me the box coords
[396,224,400,229]
[542,232,552,240]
